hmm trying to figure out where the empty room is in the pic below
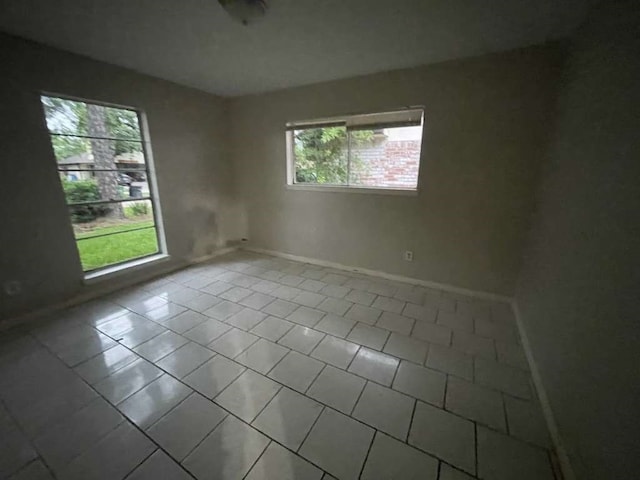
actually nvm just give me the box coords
[0,1,637,479]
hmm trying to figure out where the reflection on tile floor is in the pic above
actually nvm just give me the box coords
[0,251,555,480]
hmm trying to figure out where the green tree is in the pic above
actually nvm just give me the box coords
[294,127,373,184]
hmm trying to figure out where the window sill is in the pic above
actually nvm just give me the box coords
[286,184,418,196]
[83,253,170,285]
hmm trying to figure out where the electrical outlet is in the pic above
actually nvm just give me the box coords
[404,251,413,262]
[3,280,22,296]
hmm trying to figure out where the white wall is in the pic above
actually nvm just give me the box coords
[515,2,640,479]
[229,45,563,295]
[0,34,244,320]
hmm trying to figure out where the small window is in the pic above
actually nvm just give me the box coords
[41,95,163,273]
[286,109,424,191]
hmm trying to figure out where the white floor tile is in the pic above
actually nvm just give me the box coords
[372,296,405,314]
[446,376,506,431]
[208,328,259,358]
[376,311,414,335]
[286,306,325,328]
[163,310,208,334]
[299,408,373,480]
[361,432,438,480]
[352,382,414,439]
[439,463,475,480]
[183,415,269,480]
[292,291,326,308]
[183,355,246,399]
[393,361,446,407]
[345,304,383,325]
[134,330,189,362]
[437,311,474,333]
[477,426,554,480]
[278,325,325,354]
[311,336,359,369]
[425,344,473,380]
[156,342,214,378]
[126,450,192,480]
[263,299,299,318]
[245,442,323,480]
[345,289,376,306]
[411,321,452,346]
[226,307,267,331]
[504,396,551,448]
[268,351,325,392]
[403,303,437,322]
[250,315,294,341]
[409,402,476,475]
[452,331,496,359]
[346,323,389,350]
[240,292,276,310]
[252,388,323,450]
[117,374,191,429]
[475,357,531,399]
[314,314,356,338]
[182,318,231,345]
[203,300,244,320]
[317,297,353,316]
[307,366,365,414]
[234,338,289,374]
[214,370,281,422]
[94,358,163,404]
[33,397,123,472]
[60,422,155,480]
[348,348,398,386]
[147,393,227,460]
[73,344,138,384]
[383,333,428,364]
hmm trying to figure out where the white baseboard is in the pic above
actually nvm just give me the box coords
[511,300,575,480]
[244,247,512,303]
[0,247,238,332]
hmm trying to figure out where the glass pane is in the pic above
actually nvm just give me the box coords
[60,169,151,205]
[50,135,144,169]
[75,227,159,272]
[41,96,141,140]
[72,200,155,238]
[293,126,348,185]
[348,126,422,189]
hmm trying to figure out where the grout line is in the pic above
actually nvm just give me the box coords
[8,254,542,479]
[405,399,418,444]
[474,422,479,477]
[304,363,327,395]
[348,379,368,417]
[30,333,199,480]
[357,429,377,480]
[295,405,326,455]
[121,447,161,480]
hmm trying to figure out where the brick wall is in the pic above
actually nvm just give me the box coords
[350,137,421,188]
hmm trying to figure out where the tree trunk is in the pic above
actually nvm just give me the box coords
[86,104,123,218]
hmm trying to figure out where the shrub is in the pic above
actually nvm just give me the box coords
[62,178,107,223]
[129,202,149,216]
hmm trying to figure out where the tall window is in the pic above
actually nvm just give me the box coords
[286,109,424,191]
[41,95,162,273]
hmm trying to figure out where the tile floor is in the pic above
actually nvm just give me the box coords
[0,251,556,480]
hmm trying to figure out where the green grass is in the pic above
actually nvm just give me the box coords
[76,221,158,271]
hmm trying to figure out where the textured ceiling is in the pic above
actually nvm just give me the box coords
[0,0,591,97]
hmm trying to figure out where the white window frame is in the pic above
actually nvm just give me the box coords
[40,93,168,280]
[285,107,424,196]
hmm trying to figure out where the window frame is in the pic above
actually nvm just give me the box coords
[285,107,424,195]
[40,92,167,278]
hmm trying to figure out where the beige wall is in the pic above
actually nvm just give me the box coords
[515,1,640,479]
[229,45,563,295]
[0,34,244,320]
